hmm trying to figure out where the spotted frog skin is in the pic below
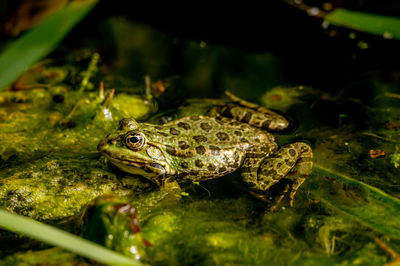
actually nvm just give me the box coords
[98,92,313,205]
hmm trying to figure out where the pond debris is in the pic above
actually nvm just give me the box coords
[362,132,400,144]
[373,237,400,266]
[10,64,67,91]
[78,52,99,93]
[369,149,386,159]
[101,87,115,110]
[152,80,165,93]
[383,31,394,40]
[357,41,369,50]
[384,92,400,99]
[114,203,152,247]
[389,152,400,168]
[386,122,400,130]
[99,80,105,99]
[349,32,356,39]
[338,114,347,128]
[269,94,283,101]
[321,20,329,29]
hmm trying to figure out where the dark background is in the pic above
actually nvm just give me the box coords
[90,0,400,91]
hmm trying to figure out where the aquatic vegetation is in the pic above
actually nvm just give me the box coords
[1,2,400,265]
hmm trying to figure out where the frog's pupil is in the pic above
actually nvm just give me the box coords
[129,136,140,144]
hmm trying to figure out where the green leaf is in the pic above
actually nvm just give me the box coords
[325,8,400,40]
[0,1,98,91]
[0,209,142,266]
[311,164,400,239]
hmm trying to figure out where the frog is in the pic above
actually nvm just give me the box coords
[97,91,313,206]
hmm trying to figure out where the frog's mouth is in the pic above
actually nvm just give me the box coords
[101,151,175,179]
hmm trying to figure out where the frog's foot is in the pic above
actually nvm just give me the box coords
[208,91,289,131]
[222,91,289,131]
[242,142,312,208]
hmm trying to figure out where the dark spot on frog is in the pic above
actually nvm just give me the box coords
[190,170,199,176]
[208,164,216,171]
[262,120,271,129]
[178,172,189,178]
[214,116,225,124]
[178,141,189,150]
[190,116,200,121]
[195,145,206,155]
[166,145,177,155]
[221,104,234,117]
[157,131,169,137]
[241,112,252,123]
[240,138,249,143]
[184,151,194,157]
[170,128,180,135]
[246,153,264,158]
[234,130,242,136]
[254,137,260,143]
[154,126,163,130]
[178,122,191,130]
[260,145,271,152]
[289,149,296,157]
[219,166,226,173]
[181,161,189,169]
[193,135,207,142]
[216,132,230,141]
[233,122,243,127]
[195,159,204,168]
[200,122,212,132]
[209,145,221,155]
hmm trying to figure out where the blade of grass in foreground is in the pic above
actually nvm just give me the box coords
[0,0,98,91]
[0,209,141,266]
[325,8,400,40]
[311,164,400,239]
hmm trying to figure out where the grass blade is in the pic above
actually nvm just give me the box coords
[0,0,98,91]
[325,8,400,40]
[0,209,142,266]
[311,164,400,239]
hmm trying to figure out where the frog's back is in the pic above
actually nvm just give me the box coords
[141,116,277,181]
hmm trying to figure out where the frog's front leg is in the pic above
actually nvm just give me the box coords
[241,142,313,207]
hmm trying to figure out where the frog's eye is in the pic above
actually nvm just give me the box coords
[125,132,145,150]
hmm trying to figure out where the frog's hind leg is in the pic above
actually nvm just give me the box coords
[213,91,289,131]
[241,142,313,208]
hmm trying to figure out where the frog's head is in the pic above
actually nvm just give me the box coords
[98,118,175,183]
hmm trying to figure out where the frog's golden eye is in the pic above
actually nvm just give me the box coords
[125,132,145,151]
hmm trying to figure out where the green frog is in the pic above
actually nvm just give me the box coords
[98,92,313,206]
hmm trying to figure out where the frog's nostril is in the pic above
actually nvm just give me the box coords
[107,139,117,145]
